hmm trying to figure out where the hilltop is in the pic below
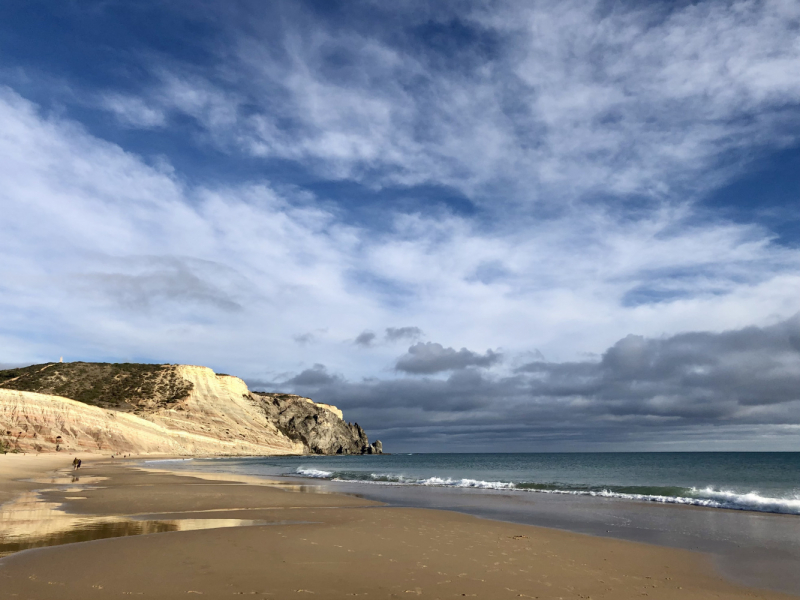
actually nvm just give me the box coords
[0,362,381,456]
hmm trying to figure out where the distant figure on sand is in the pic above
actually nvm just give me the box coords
[77,458,82,469]
[72,457,78,470]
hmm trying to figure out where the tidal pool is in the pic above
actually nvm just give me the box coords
[0,483,304,557]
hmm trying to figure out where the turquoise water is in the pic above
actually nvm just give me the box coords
[147,452,800,515]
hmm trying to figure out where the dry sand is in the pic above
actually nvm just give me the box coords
[0,457,796,600]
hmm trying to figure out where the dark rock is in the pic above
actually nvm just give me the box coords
[253,392,382,455]
[363,440,383,454]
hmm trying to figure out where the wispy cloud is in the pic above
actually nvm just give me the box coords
[1,86,799,371]
[100,93,166,128]
[110,0,800,203]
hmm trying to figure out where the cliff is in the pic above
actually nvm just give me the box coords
[0,362,382,456]
[255,393,382,455]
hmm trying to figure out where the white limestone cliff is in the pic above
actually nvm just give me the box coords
[0,365,351,456]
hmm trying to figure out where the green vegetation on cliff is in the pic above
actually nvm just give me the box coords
[0,362,193,409]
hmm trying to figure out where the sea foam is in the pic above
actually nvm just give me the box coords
[293,467,800,515]
[296,467,333,478]
[491,486,800,515]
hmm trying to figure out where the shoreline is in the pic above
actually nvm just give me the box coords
[140,452,800,517]
[303,475,800,596]
[135,453,800,594]
[0,456,797,599]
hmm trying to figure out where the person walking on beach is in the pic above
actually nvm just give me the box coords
[72,457,78,470]
[76,458,82,469]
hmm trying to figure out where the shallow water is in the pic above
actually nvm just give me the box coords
[0,480,301,558]
[149,452,800,515]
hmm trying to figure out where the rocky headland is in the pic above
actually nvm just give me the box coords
[0,362,381,456]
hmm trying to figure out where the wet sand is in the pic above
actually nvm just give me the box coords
[0,453,107,509]
[0,457,797,599]
[319,478,800,595]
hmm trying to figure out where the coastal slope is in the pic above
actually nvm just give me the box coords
[0,362,380,456]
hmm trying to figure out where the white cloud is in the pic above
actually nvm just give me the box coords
[3,0,800,451]
[101,93,166,128]
[2,86,800,379]
[108,0,800,204]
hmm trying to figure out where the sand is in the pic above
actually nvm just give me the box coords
[0,453,98,505]
[0,457,796,600]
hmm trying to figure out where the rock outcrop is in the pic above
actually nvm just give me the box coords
[0,362,382,456]
[254,393,380,455]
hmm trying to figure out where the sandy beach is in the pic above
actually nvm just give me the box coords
[0,455,796,600]
[0,453,104,506]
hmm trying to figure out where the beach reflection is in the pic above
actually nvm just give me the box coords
[26,475,106,486]
[0,517,177,557]
[139,468,331,494]
[0,489,290,558]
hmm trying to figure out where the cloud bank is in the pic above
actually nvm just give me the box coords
[395,342,501,374]
[279,316,800,451]
[1,1,800,449]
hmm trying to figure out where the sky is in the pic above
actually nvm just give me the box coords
[1,0,799,452]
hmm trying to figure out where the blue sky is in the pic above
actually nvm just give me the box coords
[1,0,800,451]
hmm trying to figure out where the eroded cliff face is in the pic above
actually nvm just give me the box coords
[0,363,381,456]
[254,393,382,455]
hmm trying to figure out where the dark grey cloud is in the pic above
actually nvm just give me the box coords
[395,342,502,374]
[281,316,800,451]
[285,364,341,387]
[385,326,423,342]
[515,314,800,416]
[293,333,315,345]
[354,331,377,347]
[293,328,328,345]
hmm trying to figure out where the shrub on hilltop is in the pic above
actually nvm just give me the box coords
[0,362,193,410]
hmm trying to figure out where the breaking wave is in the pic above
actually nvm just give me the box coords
[294,468,800,515]
[295,468,334,478]
[296,468,515,489]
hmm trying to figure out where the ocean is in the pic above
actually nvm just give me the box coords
[146,451,800,516]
